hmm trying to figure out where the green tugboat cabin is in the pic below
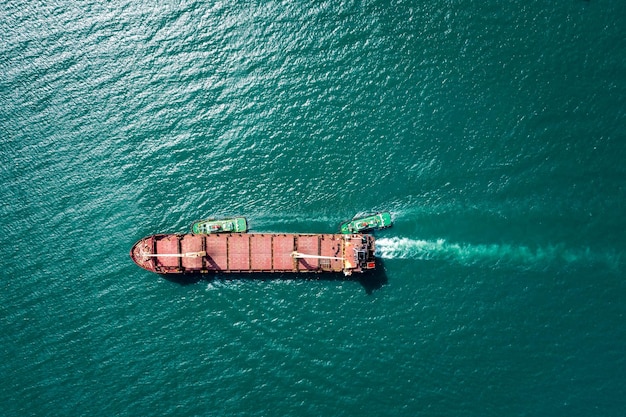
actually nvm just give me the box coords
[340,212,392,234]
[191,217,248,234]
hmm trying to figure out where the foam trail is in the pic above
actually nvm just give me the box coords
[375,237,622,272]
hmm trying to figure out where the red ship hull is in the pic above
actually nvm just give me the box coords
[130,233,376,275]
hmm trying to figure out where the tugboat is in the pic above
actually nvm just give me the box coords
[339,212,392,234]
[190,217,247,234]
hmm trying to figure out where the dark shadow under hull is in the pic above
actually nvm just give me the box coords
[159,259,389,294]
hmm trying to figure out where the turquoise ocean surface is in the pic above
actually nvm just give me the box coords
[2,1,625,415]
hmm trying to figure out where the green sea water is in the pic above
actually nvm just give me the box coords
[1,1,625,416]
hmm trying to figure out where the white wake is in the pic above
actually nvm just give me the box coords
[375,237,621,271]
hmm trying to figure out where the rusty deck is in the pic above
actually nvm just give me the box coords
[130,233,376,275]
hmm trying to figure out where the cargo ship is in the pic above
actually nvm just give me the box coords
[130,233,376,276]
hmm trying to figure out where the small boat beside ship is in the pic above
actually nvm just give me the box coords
[339,212,392,234]
[190,217,247,234]
[130,233,376,276]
